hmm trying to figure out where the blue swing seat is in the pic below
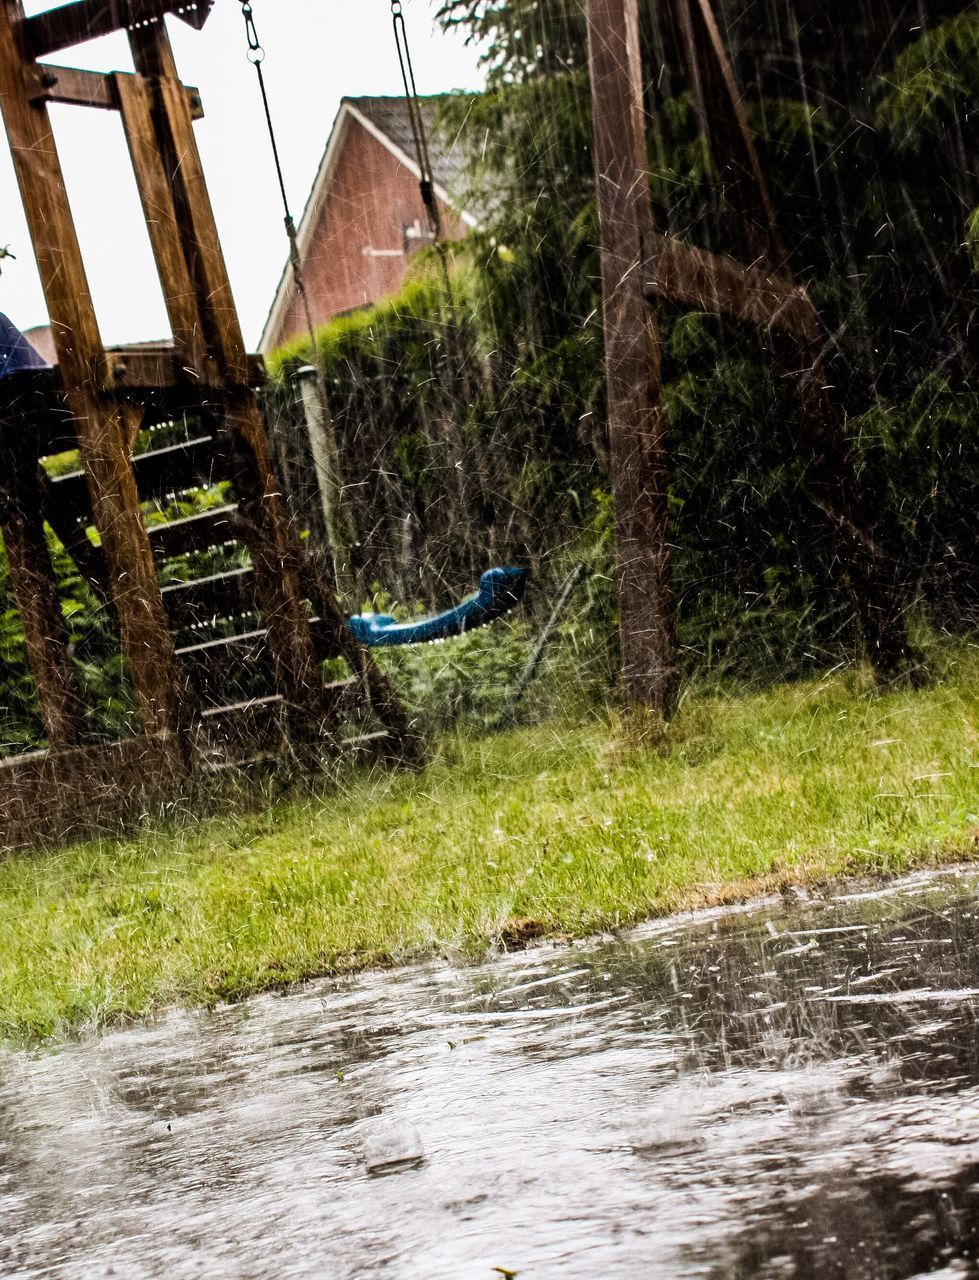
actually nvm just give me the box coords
[347,566,527,648]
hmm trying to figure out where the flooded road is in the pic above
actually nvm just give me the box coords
[3,869,979,1279]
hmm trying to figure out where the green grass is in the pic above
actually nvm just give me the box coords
[1,654,978,1044]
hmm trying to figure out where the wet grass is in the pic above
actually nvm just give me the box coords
[1,652,978,1043]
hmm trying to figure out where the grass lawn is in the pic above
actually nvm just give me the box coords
[1,654,977,1044]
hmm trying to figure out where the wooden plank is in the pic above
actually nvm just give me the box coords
[176,617,345,694]
[197,682,360,767]
[147,504,240,559]
[161,566,258,632]
[0,732,184,852]
[132,434,220,504]
[201,682,356,737]
[643,232,821,340]
[24,0,212,58]
[28,63,203,118]
[586,0,677,716]
[103,347,264,390]
[0,0,189,743]
[0,457,89,747]
[50,434,220,521]
[198,694,286,763]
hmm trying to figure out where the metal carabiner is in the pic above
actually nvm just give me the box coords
[239,1,265,64]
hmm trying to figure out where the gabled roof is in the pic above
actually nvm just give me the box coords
[259,95,478,354]
[354,96,470,194]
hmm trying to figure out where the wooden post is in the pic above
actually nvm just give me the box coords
[586,0,677,715]
[0,0,188,744]
[114,68,218,385]
[0,456,88,748]
[294,365,358,602]
[126,22,251,384]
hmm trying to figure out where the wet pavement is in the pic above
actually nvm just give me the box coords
[3,868,979,1278]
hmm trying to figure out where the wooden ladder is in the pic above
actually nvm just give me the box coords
[0,1,416,810]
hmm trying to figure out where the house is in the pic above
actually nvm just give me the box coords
[259,95,477,354]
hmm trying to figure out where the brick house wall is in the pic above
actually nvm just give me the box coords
[261,98,472,353]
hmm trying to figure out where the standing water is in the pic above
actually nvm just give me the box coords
[3,869,979,1278]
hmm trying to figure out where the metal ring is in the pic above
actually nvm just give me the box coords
[247,43,265,64]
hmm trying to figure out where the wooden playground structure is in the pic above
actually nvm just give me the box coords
[0,0,915,850]
[0,0,415,849]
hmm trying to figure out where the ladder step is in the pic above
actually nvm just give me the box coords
[51,435,221,523]
[176,623,347,703]
[162,567,258,631]
[176,626,271,702]
[199,694,286,759]
[196,683,359,759]
[341,730,394,758]
[148,504,241,559]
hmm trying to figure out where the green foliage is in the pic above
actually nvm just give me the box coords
[966,207,979,271]
[434,0,587,86]
[0,544,40,752]
[852,378,979,625]
[876,13,979,143]
[377,617,531,729]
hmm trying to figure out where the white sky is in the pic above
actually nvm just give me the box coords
[1,0,485,348]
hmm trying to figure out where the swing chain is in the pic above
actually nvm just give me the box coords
[237,0,319,360]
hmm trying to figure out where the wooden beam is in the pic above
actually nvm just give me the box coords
[102,346,263,391]
[24,0,212,59]
[643,231,821,341]
[667,0,786,267]
[586,0,677,716]
[29,63,203,118]
[114,71,217,382]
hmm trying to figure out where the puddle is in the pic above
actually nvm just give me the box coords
[2,868,979,1277]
